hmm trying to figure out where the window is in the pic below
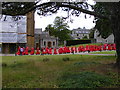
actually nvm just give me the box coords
[44,41,46,46]
[53,42,55,46]
[76,31,78,33]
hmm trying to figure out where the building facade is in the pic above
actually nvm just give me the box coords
[35,28,58,49]
[94,29,114,44]
[0,15,27,53]
[0,11,35,53]
[71,27,90,40]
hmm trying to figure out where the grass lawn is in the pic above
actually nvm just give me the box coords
[69,43,103,47]
[2,54,120,88]
[90,51,116,54]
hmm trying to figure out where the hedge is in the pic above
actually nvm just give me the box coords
[66,39,91,46]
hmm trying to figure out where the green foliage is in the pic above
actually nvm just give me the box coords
[83,36,88,39]
[95,19,112,39]
[69,43,103,47]
[94,2,118,39]
[62,57,70,61]
[45,16,71,43]
[74,62,101,66]
[2,62,7,67]
[43,58,50,62]
[58,71,114,88]
[89,29,95,39]
[90,51,116,54]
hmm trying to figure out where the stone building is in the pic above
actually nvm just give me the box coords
[94,29,114,44]
[71,27,90,40]
[35,28,58,49]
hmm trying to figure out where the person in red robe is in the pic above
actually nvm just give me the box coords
[89,45,93,52]
[22,47,25,55]
[25,47,29,55]
[36,47,40,55]
[112,44,116,50]
[16,46,21,55]
[48,48,52,55]
[30,47,34,55]
[107,44,112,51]
[71,47,74,54]
[66,47,71,53]
[63,46,67,54]
[54,48,58,54]
[85,45,89,52]
[103,44,107,51]
[42,48,47,55]
[58,47,63,54]
[78,46,82,52]
[45,47,49,54]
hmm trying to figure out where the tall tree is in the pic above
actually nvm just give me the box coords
[94,2,120,67]
[1,1,120,68]
[45,16,71,44]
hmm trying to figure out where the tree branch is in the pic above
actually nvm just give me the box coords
[57,3,108,19]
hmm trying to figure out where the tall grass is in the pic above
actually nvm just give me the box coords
[2,55,119,88]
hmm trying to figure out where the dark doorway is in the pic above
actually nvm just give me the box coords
[48,42,52,48]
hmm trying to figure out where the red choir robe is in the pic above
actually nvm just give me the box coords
[54,48,58,54]
[22,47,25,55]
[48,48,52,54]
[66,47,71,53]
[25,47,29,55]
[103,44,107,50]
[107,44,112,51]
[58,48,63,54]
[42,48,47,54]
[112,44,116,50]
[16,46,21,55]
[78,46,82,52]
[30,47,34,55]
[36,47,40,55]
[45,47,49,54]
[85,45,89,51]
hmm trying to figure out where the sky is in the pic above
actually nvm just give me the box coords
[35,0,96,31]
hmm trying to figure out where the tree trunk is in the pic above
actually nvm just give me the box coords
[112,15,120,68]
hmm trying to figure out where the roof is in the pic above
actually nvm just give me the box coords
[40,34,57,39]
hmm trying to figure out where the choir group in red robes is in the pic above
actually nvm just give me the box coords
[16,43,116,56]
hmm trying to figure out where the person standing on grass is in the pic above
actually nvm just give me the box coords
[30,47,34,55]
[20,47,24,56]
[36,47,40,55]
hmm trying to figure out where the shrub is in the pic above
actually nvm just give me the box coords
[2,63,7,67]
[62,57,70,61]
[58,71,114,88]
[43,58,50,62]
[66,39,91,46]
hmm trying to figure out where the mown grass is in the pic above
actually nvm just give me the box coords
[69,43,103,47]
[90,51,116,54]
[2,55,120,88]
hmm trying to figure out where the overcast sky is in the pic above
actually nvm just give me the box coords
[35,0,96,30]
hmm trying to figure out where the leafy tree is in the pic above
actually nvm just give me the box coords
[93,2,120,67]
[83,36,88,39]
[89,28,95,39]
[45,24,57,36]
[45,16,71,44]
[1,1,120,68]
